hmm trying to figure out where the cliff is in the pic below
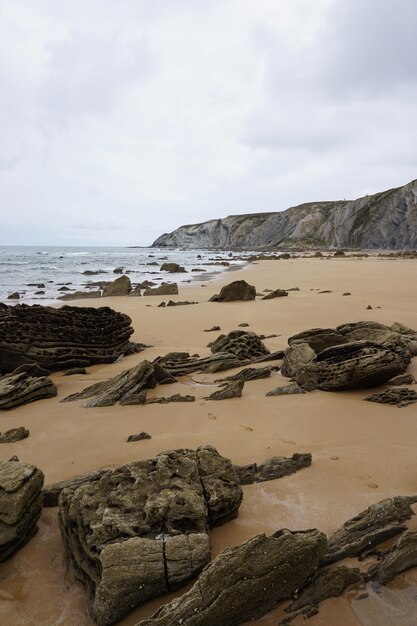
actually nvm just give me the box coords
[152,179,417,249]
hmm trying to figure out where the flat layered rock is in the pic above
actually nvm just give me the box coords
[0,371,57,410]
[235,453,311,485]
[0,303,134,372]
[146,394,195,404]
[59,446,242,625]
[136,529,327,626]
[0,460,44,561]
[215,365,277,383]
[156,352,249,376]
[365,387,417,407]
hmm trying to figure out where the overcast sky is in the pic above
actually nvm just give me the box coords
[1,0,416,246]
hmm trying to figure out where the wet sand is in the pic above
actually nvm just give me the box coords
[1,256,417,626]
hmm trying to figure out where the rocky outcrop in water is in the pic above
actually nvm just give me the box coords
[58,446,242,626]
[136,529,327,626]
[0,303,134,372]
[152,179,417,250]
[0,460,44,561]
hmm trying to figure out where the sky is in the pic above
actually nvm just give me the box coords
[1,0,416,246]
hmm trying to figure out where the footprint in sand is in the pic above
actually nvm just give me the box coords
[330,455,339,461]
[208,413,217,421]
[279,438,295,445]
[358,474,379,489]
[240,425,254,432]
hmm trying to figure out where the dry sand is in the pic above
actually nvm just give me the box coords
[1,256,417,626]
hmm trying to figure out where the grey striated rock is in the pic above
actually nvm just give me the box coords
[210,330,270,359]
[266,383,306,396]
[209,280,256,302]
[0,460,44,561]
[61,360,176,407]
[0,303,134,372]
[0,427,29,443]
[364,387,417,407]
[151,179,417,250]
[205,381,244,400]
[323,496,415,565]
[102,275,132,297]
[369,531,417,584]
[143,283,179,296]
[59,446,242,625]
[235,453,311,485]
[281,343,316,378]
[156,352,250,376]
[0,370,57,410]
[146,394,195,404]
[288,328,346,354]
[215,365,277,383]
[136,529,327,626]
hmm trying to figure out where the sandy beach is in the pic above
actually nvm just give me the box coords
[1,255,417,626]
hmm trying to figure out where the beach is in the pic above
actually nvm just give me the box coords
[1,255,417,626]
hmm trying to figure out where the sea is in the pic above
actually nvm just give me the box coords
[0,245,249,305]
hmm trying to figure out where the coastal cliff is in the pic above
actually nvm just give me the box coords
[152,179,417,249]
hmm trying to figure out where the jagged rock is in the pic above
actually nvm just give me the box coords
[7,292,20,300]
[281,343,316,378]
[210,330,270,359]
[235,453,311,485]
[58,290,101,300]
[261,289,288,300]
[59,446,242,625]
[160,263,186,273]
[143,283,179,296]
[127,432,151,442]
[0,370,57,410]
[102,275,132,297]
[215,365,276,383]
[364,387,417,407]
[147,394,195,404]
[136,529,327,626]
[288,328,346,354]
[323,496,415,565]
[388,373,416,385]
[209,280,256,302]
[369,531,417,584]
[204,325,221,332]
[0,460,44,561]
[205,381,244,400]
[62,367,87,376]
[61,361,176,408]
[266,383,306,396]
[0,427,29,443]
[43,469,109,507]
[8,455,19,462]
[0,304,134,372]
[287,565,362,614]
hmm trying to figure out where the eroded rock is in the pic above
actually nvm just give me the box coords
[210,280,256,302]
[210,330,270,359]
[205,381,244,400]
[0,370,57,410]
[0,427,29,443]
[235,453,311,485]
[364,387,417,407]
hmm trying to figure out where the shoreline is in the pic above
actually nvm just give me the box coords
[1,255,417,625]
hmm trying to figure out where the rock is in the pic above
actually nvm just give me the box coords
[136,529,327,626]
[62,360,176,408]
[113,267,124,274]
[83,270,107,275]
[281,343,316,378]
[160,263,186,273]
[147,394,195,404]
[0,460,44,561]
[59,446,242,625]
[8,455,19,462]
[0,370,57,410]
[210,330,270,359]
[43,469,109,507]
[367,305,373,310]
[0,427,30,443]
[235,453,311,485]
[7,292,20,300]
[62,367,87,376]
[156,352,249,376]
[129,287,142,297]
[261,289,288,300]
[342,292,351,296]
[0,303,134,372]
[369,531,417,584]
[364,387,417,407]
[102,275,132,297]
[127,432,152,442]
[323,496,415,565]
[238,322,249,327]
[287,566,362,614]
[288,328,346,354]
[58,290,101,300]
[166,300,197,306]
[143,283,179,296]
[12,363,50,377]
[204,326,221,332]
[58,286,71,291]
[205,381,244,400]
[215,365,276,383]
[334,250,345,257]
[35,290,45,295]
[210,280,256,302]
[388,373,416,385]
[266,383,306,396]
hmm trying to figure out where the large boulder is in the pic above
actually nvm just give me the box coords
[59,446,242,625]
[0,460,44,561]
[210,330,269,359]
[143,283,179,296]
[102,275,132,296]
[210,280,256,302]
[160,263,186,273]
[0,303,134,373]
[137,528,327,626]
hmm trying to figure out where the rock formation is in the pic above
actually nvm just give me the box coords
[261,289,288,299]
[58,446,242,625]
[136,529,327,626]
[0,370,57,409]
[0,427,30,443]
[209,280,256,302]
[160,263,186,273]
[364,387,417,407]
[205,380,244,400]
[0,459,44,561]
[102,275,132,296]
[151,179,417,250]
[209,330,270,359]
[0,303,135,373]
[235,453,312,485]
[143,283,179,296]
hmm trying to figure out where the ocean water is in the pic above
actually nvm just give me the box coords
[0,246,246,305]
